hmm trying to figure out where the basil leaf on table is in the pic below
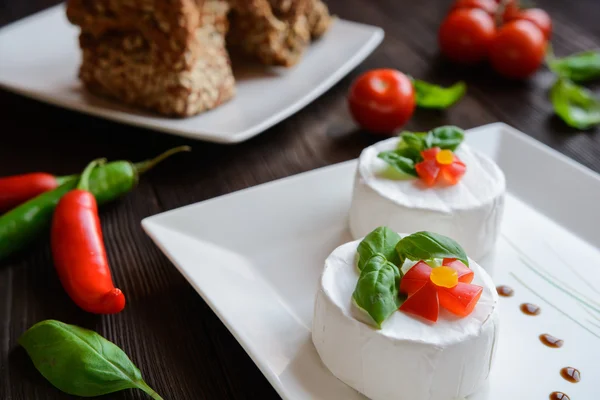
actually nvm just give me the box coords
[395,231,469,267]
[377,151,418,177]
[549,51,600,83]
[19,320,163,399]
[357,226,403,270]
[428,126,465,151]
[413,80,467,109]
[550,78,600,129]
[353,254,402,328]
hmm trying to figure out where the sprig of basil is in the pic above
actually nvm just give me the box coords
[395,231,469,267]
[550,78,600,129]
[413,80,466,109]
[352,254,402,328]
[548,50,600,83]
[428,126,465,151]
[377,126,465,179]
[19,320,163,399]
[357,226,403,269]
[377,151,417,177]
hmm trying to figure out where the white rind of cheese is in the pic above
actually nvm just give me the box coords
[312,239,499,400]
[348,138,506,261]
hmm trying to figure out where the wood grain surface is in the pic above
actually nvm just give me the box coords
[1,0,599,399]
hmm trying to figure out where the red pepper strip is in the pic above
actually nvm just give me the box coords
[399,261,432,295]
[442,258,473,283]
[51,159,125,314]
[0,173,72,214]
[400,281,440,322]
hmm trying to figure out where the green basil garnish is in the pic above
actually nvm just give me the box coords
[413,80,466,109]
[548,50,600,83]
[428,126,465,151]
[377,151,417,177]
[377,126,465,176]
[352,254,402,328]
[395,231,469,267]
[550,78,600,129]
[19,320,163,399]
[357,226,403,270]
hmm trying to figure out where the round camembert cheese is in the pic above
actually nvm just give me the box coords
[348,137,505,261]
[312,239,499,400]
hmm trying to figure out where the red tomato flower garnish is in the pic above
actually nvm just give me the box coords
[415,147,466,186]
[399,258,482,322]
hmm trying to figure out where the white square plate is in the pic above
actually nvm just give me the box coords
[0,5,383,144]
[142,123,600,399]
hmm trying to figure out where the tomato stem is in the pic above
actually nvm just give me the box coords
[77,159,105,191]
[134,146,191,175]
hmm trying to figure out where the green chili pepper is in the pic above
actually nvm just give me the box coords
[0,146,190,261]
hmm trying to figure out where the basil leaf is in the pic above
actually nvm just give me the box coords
[353,254,402,328]
[399,131,426,150]
[357,226,403,270]
[377,151,418,177]
[428,126,465,151]
[549,51,600,83]
[550,78,600,129]
[396,231,469,267]
[19,320,163,399]
[413,80,466,109]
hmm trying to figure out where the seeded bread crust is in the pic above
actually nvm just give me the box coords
[66,0,331,116]
[227,0,331,67]
[67,0,235,117]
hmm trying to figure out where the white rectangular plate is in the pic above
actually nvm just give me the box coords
[142,123,600,399]
[0,5,383,144]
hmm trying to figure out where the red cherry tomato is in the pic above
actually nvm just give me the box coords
[489,20,546,79]
[439,8,496,64]
[348,69,416,134]
[502,1,521,21]
[451,0,497,15]
[438,282,483,317]
[506,8,552,39]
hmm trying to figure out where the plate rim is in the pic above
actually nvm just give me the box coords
[0,5,384,144]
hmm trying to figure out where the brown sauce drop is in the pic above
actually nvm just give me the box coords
[550,392,570,400]
[540,334,564,348]
[520,303,541,315]
[496,285,514,297]
[560,367,581,383]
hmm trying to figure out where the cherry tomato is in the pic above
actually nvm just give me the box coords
[439,8,496,65]
[348,69,415,134]
[489,20,546,79]
[502,0,521,21]
[451,0,497,15]
[438,282,483,317]
[506,8,552,39]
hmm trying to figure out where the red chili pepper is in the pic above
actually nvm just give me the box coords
[0,173,73,213]
[51,160,125,314]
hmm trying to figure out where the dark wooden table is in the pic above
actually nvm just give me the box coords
[1,0,599,399]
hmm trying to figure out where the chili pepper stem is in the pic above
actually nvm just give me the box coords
[136,381,164,400]
[134,146,191,175]
[77,159,106,191]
